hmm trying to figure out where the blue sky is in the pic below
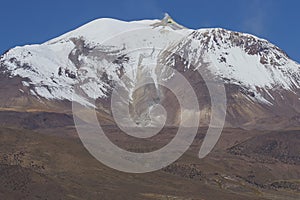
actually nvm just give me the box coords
[0,0,299,62]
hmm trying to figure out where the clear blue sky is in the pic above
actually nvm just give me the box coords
[0,0,299,62]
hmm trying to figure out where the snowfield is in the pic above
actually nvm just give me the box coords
[1,14,299,106]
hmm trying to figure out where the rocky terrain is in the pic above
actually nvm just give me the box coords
[0,14,299,199]
[0,126,299,199]
[0,14,299,128]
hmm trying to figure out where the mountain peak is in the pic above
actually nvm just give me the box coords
[151,13,186,30]
[0,17,299,125]
[161,13,173,24]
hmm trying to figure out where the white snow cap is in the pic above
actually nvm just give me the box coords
[1,15,299,106]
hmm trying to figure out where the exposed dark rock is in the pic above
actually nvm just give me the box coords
[228,131,300,165]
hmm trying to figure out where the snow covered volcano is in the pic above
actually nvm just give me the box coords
[0,14,299,129]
